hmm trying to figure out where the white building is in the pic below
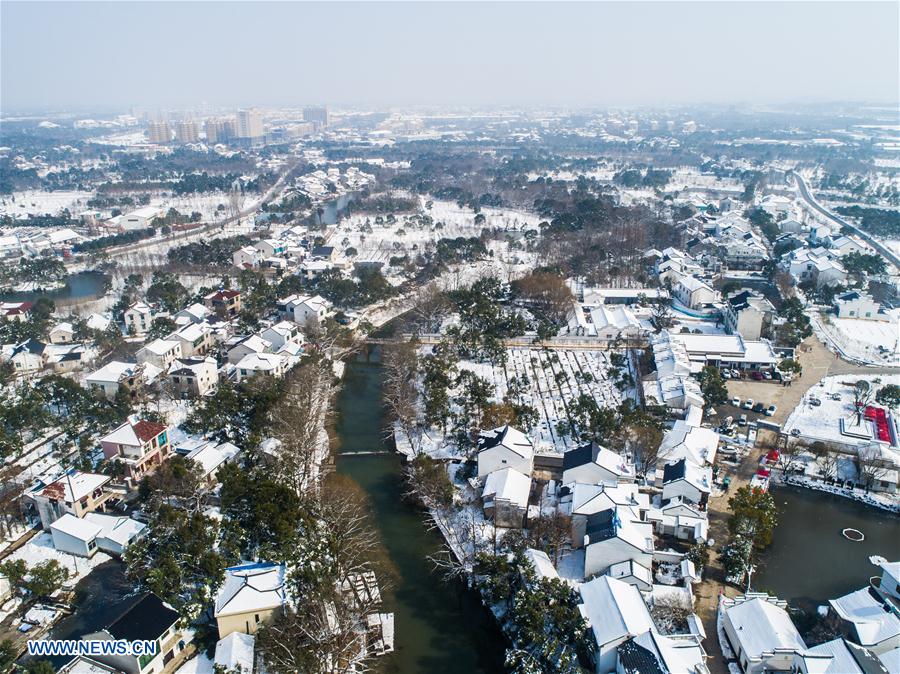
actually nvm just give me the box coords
[834,291,882,320]
[723,290,775,341]
[476,425,534,478]
[233,246,261,269]
[579,575,654,673]
[136,338,182,370]
[721,594,808,674]
[235,352,289,381]
[277,294,332,326]
[561,442,635,485]
[85,360,161,399]
[673,275,719,310]
[660,459,712,506]
[48,322,75,344]
[582,506,654,579]
[119,207,161,231]
[227,335,272,364]
[169,357,218,397]
[123,302,154,335]
[481,467,531,528]
[260,321,304,351]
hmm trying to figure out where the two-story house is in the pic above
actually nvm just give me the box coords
[99,416,171,482]
[82,593,191,674]
[26,470,114,530]
[124,302,154,336]
[203,289,242,319]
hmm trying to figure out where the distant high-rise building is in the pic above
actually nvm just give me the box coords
[236,108,265,146]
[174,120,200,144]
[303,106,329,127]
[147,121,171,144]
[205,118,236,144]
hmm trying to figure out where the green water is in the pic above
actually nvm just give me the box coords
[334,356,505,674]
[754,486,900,608]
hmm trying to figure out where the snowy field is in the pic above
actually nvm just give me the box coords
[457,348,633,453]
[326,198,540,281]
[816,311,900,366]
[7,532,111,583]
[782,373,900,449]
[0,190,94,218]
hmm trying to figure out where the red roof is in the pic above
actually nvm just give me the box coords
[207,289,240,301]
[133,419,167,443]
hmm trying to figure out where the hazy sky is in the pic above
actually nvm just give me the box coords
[2,1,898,112]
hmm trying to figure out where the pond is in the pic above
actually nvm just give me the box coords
[334,354,506,674]
[753,485,900,610]
[0,271,109,306]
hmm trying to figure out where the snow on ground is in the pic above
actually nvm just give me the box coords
[7,533,111,583]
[325,198,540,277]
[815,311,900,366]
[174,653,215,674]
[782,373,900,449]
[413,347,632,458]
[0,191,94,218]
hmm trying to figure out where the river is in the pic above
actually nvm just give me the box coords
[0,271,109,306]
[754,485,900,610]
[334,354,506,674]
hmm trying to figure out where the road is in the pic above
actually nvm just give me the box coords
[788,170,900,271]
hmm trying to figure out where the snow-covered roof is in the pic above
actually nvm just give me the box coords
[477,425,534,460]
[84,513,146,547]
[236,352,286,372]
[659,421,719,467]
[579,575,653,649]
[482,467,531,509]
[523,548,558,580]
[215,562,287,617]
[140,338,180,356]
[86,360,141,384]
[100,416,167,447]
[829,587,900,647]
[37,470,109,503]
[215,631,255,674]
[187,441,241,478]
[630,630,708,674]
[234,335,272,354]
[50,513,102,542]
[723,595,806,660]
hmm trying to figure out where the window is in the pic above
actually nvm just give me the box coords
[255,613,261,623]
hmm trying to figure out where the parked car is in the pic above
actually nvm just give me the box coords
[790,428,801,436]
[766,405,777,416]
[750,371,763,381]
[830,393,841,401]
[763,371,773,380]
[738,414,748,426]
[742,399,754,410]
[752,402,766,413]
[731,369,741,379]
[721,370,731,379]
[731,397,740,407]
[810,397,822,407]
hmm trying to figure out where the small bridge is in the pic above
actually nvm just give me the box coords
[363,334,647,350]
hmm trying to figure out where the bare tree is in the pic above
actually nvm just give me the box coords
[628,425,663,479]
[857,444,888,491]
[411,282,451,334]
[527,512,572,566]
[270,359,334,495]
[776,442,802,475]
[382,340,421,455]
[650,594,692,635]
